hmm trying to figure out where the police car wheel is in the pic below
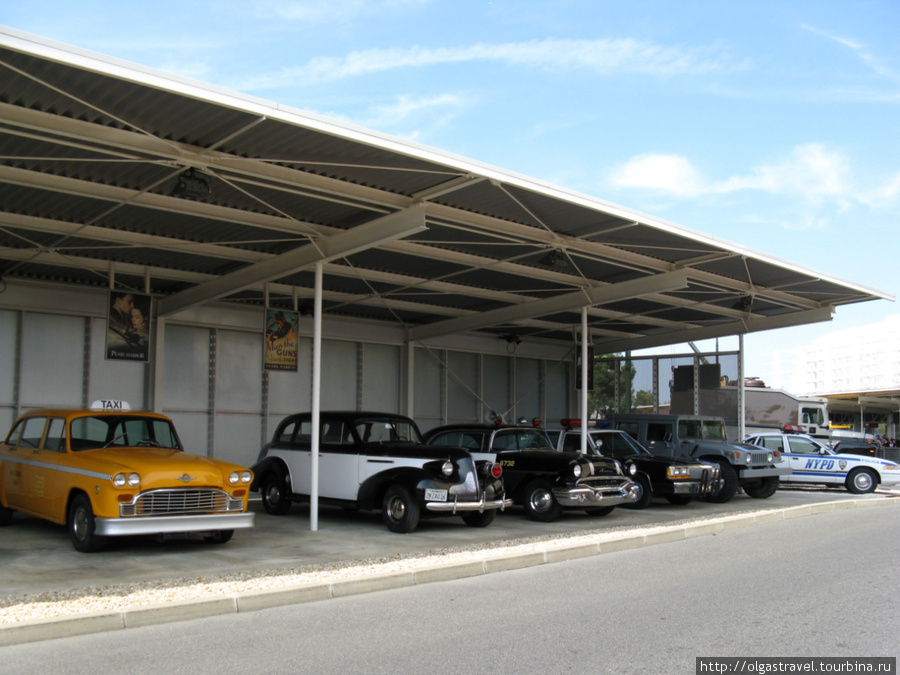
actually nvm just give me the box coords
[523,480,563,522]
[845,468,877,495]
[705,460,737,504]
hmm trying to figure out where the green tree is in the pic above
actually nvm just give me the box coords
[588,354,637,418]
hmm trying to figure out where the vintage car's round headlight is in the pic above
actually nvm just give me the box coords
[127,472,140,486]
[571,463,583,479]
[441,460,454,477]
[626,461,638,476]
[113,473,127,487]
[229,471,240,484]
[241,470,252,484]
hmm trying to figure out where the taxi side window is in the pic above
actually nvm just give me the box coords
[18,417,47,449]
[45,418,66,452]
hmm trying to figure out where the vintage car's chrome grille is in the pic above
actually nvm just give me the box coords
[120,488,243,517]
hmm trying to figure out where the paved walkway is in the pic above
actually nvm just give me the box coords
[1,488,897,646]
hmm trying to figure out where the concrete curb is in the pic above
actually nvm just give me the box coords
[2,496,897,646]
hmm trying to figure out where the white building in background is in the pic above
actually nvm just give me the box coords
[792,314,900,395]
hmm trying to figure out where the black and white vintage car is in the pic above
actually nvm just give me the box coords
[423,421,639,522]
[545,420,723,508]
[251,411,511,533]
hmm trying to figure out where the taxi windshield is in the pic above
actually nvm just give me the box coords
[70,415,182,451]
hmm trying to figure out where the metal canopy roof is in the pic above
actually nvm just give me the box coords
[0,27,891,352]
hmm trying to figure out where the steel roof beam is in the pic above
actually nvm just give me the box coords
[156,205,427,317]
[592,306,834,353]
[408,269,689,342]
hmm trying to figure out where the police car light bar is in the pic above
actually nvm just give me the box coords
[560,418,611,429]
[783,425,804,434]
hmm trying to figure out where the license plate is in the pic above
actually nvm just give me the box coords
[425,488,448,502]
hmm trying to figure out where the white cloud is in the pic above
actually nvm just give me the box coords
[802,25,900,86]
[266,0,431,23]
[611,143,858,210]
[234,37,734,91]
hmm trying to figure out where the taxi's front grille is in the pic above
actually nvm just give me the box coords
[120,488,243,517]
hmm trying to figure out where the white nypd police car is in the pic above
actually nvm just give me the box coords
[744,430,900,494]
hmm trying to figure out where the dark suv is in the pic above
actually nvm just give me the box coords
[251,411,510,533]
[423,422,638,522]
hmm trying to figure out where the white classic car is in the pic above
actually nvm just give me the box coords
[743,431,900,494]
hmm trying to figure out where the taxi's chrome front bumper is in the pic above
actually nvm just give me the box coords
[95,512,255,536]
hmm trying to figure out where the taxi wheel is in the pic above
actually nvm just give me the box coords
[382,484,420,533]
[705,460,737,504]
[622,473,653,509]
[846,468,877,494]
[68,494,106,553]
[261,473,292,515]
[462,510,496,527]
[203,529,234,544]
[0,506,13,526]
[522,480,562,522]
[744,476,779,499]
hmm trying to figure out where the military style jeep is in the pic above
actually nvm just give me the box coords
[607,414,790,503]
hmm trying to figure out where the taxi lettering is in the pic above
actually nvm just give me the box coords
[804,458,835,470]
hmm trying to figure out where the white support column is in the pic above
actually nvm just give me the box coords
[738,334,745,440]
[580,307,588,454]
[310,262,323,532]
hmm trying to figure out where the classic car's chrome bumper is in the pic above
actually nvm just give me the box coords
[553,479,640,507]
[95,512,255,536]
[426,496,513,514]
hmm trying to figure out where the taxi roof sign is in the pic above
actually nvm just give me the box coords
[90,399,131,411]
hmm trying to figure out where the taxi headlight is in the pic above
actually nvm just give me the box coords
[229,471,240,484]
[127,472,140,487]
[113,473,127,487]
[241,470,252,484]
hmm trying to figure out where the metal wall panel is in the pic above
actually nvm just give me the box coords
[162,324,210,410]
[20,313,84,408]
[214,414,261,466]
[215,329,262,411]
[0,311,17,428]
[545,359,570,424]
[87,317,146,408]
[515,357,541,422]
[483,354,510,422]
[447,350,479,423]
[166,411,209,457]
[267,335,312,436]
[362,343,400,413]
[414,346,442,432]
[321,339,357,409]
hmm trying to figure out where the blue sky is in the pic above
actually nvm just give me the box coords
[2,0,898,390]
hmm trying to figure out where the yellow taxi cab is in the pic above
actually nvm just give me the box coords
[0,400,254,552]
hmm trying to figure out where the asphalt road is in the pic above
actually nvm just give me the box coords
[2,501,897,675]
